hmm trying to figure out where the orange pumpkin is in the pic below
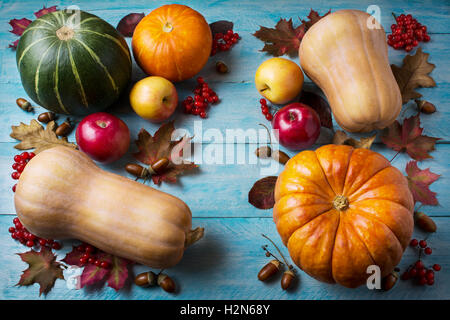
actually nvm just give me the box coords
[274,145,414,288]
[132,4,212,82]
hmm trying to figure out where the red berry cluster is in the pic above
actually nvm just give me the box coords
[400,238,441,285]
[182,77,219,118]
[11,151,35,191]
[211,29,240,56]
[9,217,61,249]
[259,99,273,121]
[76,243,110,269]
[388,14,430,52]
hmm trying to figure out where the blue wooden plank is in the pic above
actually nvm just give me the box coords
[0,0,449,33]
[0,215,448,300]
[1,142,449,217]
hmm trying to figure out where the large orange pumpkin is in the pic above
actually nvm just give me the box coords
[132,4,212,82]
[274,145,414,288]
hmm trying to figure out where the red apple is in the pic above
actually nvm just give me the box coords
[272,103,320,150]
[76,112,130,163]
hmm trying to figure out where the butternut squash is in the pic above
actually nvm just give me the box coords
[299,10,402,132]
[14,146,203,268]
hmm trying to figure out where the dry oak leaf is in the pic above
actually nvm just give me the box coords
[405,160,440,206]
[391,47,436,104]
[252,9,330,57]
[248,176,278,209]
[10,120,77,154]
[133,121,198,185]
[332,130,377,149]
[380,114,440,161]
[17,247,64,296]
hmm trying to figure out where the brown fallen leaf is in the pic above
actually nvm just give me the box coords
[10,120,77,154]
[391,47,436,104]
[248,176,278,209]
[332,130,377,149]
[133,121,198,185]
[17,247,64,296]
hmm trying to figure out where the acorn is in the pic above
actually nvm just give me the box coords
[16,98,33,112]
[258,260,281,281]
[37,112,56,124]
[255,146,272,158]
[416,99,436,114]
[151,157,170,174]
[215,61,229,74]
[134,271,157,287]
[125,163,149,178]
[55,118,73,137]
[281,269,295,290]
[414,211,437,233]
[157,273,176,293]
[272,150,290,165]
[125,157,170,179]
[382,271,399,291]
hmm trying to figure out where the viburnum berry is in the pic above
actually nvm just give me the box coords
[387,13,430,51]
[211,29,240,56]
[182,77,219,118]
[13,155,21,162]
[418,268,426,277]
[433,264,441,271]
[100,261,110,269]
[94,260,102,267]
[79,257,88,265]
[424,247,432,255]
[419,240,427,248]
[408,268,418,277]
[418,277,427,285]
[26,240,34,247]
[415,260,425,270]
[52,242,62,250]
[11,171,20,180]
[39,239,47,246]
[410,239,418,247]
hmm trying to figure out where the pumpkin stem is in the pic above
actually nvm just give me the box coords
[56,26,74,40]
[163,22,173,33]
[184,227,204,248]
[333,195,349,211]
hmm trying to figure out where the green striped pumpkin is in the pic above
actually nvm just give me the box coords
[16,10,132,115]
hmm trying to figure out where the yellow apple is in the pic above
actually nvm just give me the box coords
[255,57,304,104]
[129,76,178,122]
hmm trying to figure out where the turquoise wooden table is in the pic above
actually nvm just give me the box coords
[0,0,449,300]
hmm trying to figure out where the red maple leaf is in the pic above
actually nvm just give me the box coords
[9,18,32,36]
[253,18,306,57]
[252,9,330,57]
[8,6,58,49]
[133,121,198,185]
[63,247,133,291]
[34,5,58,18]
[380,114,441,160]
[301,9,331,29]
[16,247,64,296]
[405,161,440,206]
